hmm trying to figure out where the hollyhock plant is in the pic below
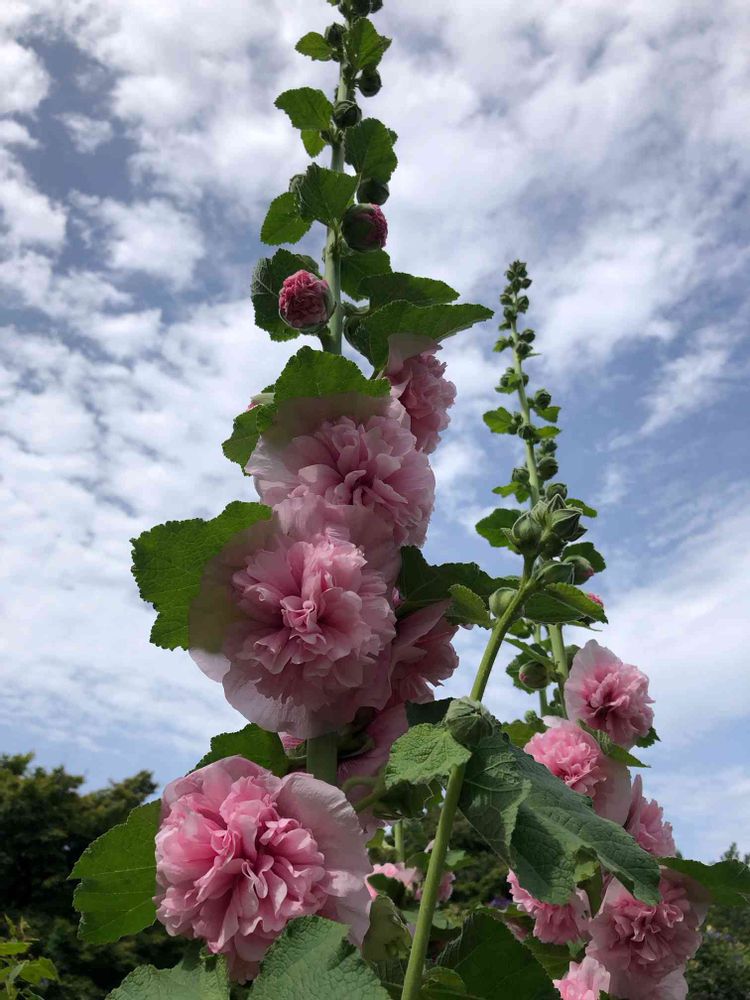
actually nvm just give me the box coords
[626,775,677,858]
[386,335,457,454]
[247,402,435,547]
[507,870,590,945]
[588,871,708,1000]
[188,495,399,738]
[154,756,371,983]
[553,956,610,1000]
[366,861,420,901]
[525,718,631,823]
[341,202,388,252]
[565,640,654,749]
[387,601,459,706]
[278,270,334,331]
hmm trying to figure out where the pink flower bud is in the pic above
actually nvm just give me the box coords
[586,593,604,607]
[342,203,388,252]
[278,269,334,331]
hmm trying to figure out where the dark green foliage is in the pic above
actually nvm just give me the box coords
[0,754,182,999]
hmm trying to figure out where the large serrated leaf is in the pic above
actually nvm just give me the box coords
[274,87,333,130]
[131,502,272,649]
[344,118,398,182]
[385,724,471,790]
[260,192,312,245]
[475,508,523,548]
[295,32,333,61]
[107,956,230,999]
[346,18,391,70]
[195,724,289,776]
[362,272,458,310]
[340,249,392,300]
[296,163,358,225]
[396,547,507,619]
[72,802,159,945]
[659,857,750,906]
[524,584,607,625]
[251,916,390,999]
[273,345,389,402]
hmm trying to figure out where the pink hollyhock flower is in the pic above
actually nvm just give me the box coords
[416,869,455,903]
[565,640,654,749]
[588,872,708,999]
[507,870,590,945]
[338,703,409,830]
[553,955,610,1000]
[278,270,334,331]
[189,495,399,739]
[626,775,677,858]
[525,718,631,823]
[154,756,371,983]
[342,203,388,251]
[387,601,459,706]
[386,335,456,454]
[366,861,420,901]
[248,402,435,546]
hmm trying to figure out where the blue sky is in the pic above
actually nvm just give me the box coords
[1,0,749,863]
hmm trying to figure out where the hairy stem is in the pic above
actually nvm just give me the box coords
[306,732,339,785]
[394,820,405,863]
[400,572,533,1000]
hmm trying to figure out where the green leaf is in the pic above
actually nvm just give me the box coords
[71,802,160,944]
[251,248,321,341]
[458,712,660,905]
[567,498,598,518]
[295,31,333,61]
[524,584,607,625]
[131,502,272,649]
[362,272,458,311]
[0,941,31,956]
[251,916,390,999]
[274,87,333,130]
[406,699,452,728]
[16,957,58,985]
[222,405,273,470]
[301,128,326,157]
[346,18,392,70]
[385,724,471,791]
[419,967,467,997]
[505,638,554,669]
[521,938,573,981]
[340,249,392,300]
[438,909,556,1000]
[501,718,545,748]
[536,405,560,423]
[635,726,660,748]
[483,407,515,434]
[195,724,289,776]
[580,724,647,768]
[492,481,530,501]
[563,542,606,573]
[296,163,358,225]
[475,508,523,549]
[344,118,397,182]
[260,192,312,246]
[355,301,494,368]
[448,584,491,627]
[396,547,504,619]
[274,344,390,402]
[659,857,750,906]
[107,957,230,999]
[535,426,560,439]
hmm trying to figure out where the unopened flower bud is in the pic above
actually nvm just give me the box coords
[519,423,537,441]
[546,493,566,513]
[518,660,550,690]
[288,173,305,196]
[510,512,543,555]
[342,203,388,252]
[546,482,568,501]
[564,554,594,584]
[278,270,334,332]
[534,388,552,410]
[358,67,382,97]
[511,466,529,484]
[445,698,494,746]
[332,99,362,128]
[370,0,384,10]
[536,561,575,586]
[539,439,557,455]
[537,455,559,481]
[539,528,565,559]
[357,177,389,205]
[549,507,582,541]
[519,328,535,343]
[351,0,372,16]
[489,587,519,617]
[324,22,345,50]
[516,341,533,359]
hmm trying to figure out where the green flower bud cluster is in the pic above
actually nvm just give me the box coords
[498,260,532,331]
[497,366,529,394]
[504,495,586,559]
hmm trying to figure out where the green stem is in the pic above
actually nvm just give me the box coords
[400,574,533,1000]
[306,732,338,785]
[394,820,405,863]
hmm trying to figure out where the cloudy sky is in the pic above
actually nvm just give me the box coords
[2,0,749,863]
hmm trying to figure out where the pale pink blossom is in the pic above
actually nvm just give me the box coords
[278,270,333,330]
[525,718,631,823]
[626,775,676,858]
[553,955,610,1000]
[386,336,456,454]
[189,496,399,738]
[154,756,371,983]
[507,869,590,945]
[416,869,455,903]
[588,872,708,999]
[338,704,409,829]
[366,861,420,901]
[248,403,435,546]
[387,601,458,706]
[565,640,654,749]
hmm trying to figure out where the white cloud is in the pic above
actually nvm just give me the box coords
[0,149,66,248]
[59,112,113,153]
[0,37,49,115]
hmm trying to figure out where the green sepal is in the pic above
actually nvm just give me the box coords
[131,502,272,649]
[71,802,160,945]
